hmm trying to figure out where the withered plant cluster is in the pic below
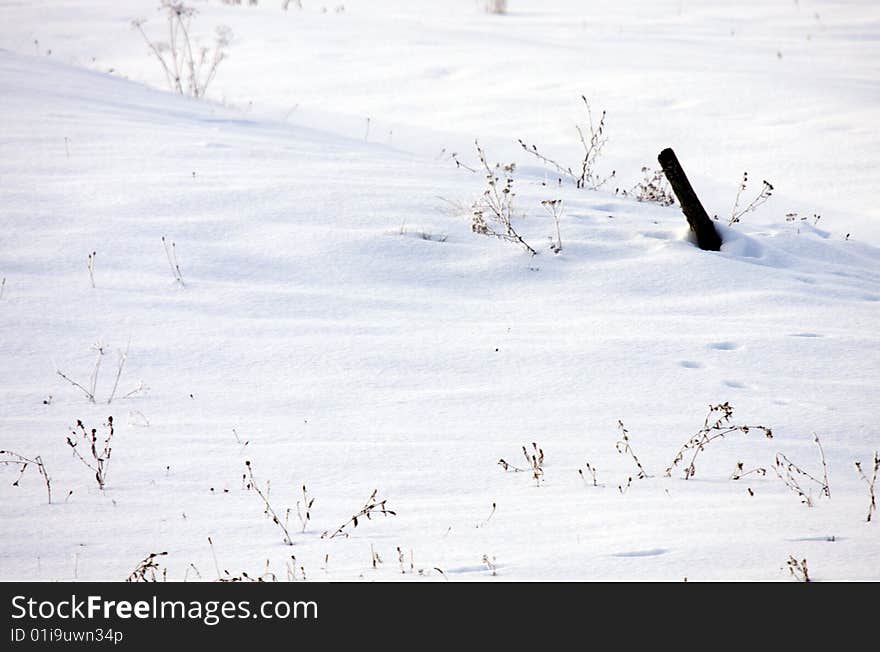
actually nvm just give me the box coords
[66,417,115,489]
[498,442,545,486]
[773,434,830,507]
[470,141,537,255]
[126,551,168,582]
[133,2,231,99]
[518,96,615,191]
[665,403,772,480]
[729,172,774,225]
[617,167,675,206]
[786,555,810,582]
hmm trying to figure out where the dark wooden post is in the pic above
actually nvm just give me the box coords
[658,148,722,251]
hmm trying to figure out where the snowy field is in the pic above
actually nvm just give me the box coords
[0,0,878,581]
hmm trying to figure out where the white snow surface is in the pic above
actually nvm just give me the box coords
[0,0,878,581]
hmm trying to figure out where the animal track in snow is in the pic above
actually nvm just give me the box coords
[611,548,668,558]
[708,341,740,351]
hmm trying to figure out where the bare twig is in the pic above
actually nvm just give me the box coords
[87,252,96,288]
[773,434,831,507]
[296,484,314,533]
[0,450,52,503]
[541,199,564,253]
[729,172,773,225]
[616,421,648,480]
[854,452,878,523]
[519,96,615,190]
[321,489,396,539]
[730,462,767,480]
[243,460,293,545]
[162,236,185,287]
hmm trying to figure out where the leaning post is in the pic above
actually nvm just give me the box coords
[658,148,722,251]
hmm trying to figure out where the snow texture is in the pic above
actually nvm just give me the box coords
[0,0,878,581]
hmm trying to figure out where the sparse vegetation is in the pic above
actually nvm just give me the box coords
[617,167,675,206]
[162,236,185,287]
[730,461,767,480]
[616,420,648,480]
[786,555,810,582]
[729,172,774,225]
[578,462,599,487]
[126,551,168,582]
[0,450,52,504]
[56,341,140,405]
[65,416,115,489]
[665,403,772,480]
[854,452,878,522]
[132,2,232,99]
[87,251,96,288]
[519,96,615,190]
[469,141,536,255]
[296,484,315,533]
[243,460,294,545]
[541,199,564,253]
[773,434,831,507]
[498,442,545,486]
[321,489,396,539]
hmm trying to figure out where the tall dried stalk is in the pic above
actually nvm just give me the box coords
[243,460,293,545]
[665,403,772,480]
[854,452,878,522]
[321,489,396,539]
[1,450,52,503]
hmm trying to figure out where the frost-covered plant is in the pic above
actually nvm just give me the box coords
[486,0,507,14]
[541,199,564,253]
[132,2,232,99]
[56,340,141,405]
[519,96,615,190]
[66,417,115,489]
[618,167,675,206]
[729,172,773,225]
[469,141,537,255]
[665,403,772,480]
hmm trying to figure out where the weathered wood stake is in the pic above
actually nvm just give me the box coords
[658,148,722,251]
